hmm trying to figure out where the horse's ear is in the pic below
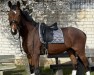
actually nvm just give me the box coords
[17,1,20,8]
[8,1,12,8]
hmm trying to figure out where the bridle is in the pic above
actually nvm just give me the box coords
[10,20,18,26]
[10,20,19,39]
[10,19,21,35]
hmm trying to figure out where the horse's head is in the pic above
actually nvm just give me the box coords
[8,1,21,35]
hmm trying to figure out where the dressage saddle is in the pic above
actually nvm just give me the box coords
[40,22,58,43]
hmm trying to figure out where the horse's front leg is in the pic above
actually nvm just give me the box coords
[27,53,40,75]
[32,54,40,75]
[27,55,34,74]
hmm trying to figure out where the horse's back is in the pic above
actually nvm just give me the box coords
[61,27,86,39]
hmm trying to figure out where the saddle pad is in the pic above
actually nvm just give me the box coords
[39,24,64,44]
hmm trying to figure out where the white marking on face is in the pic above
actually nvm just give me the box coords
[13,10,17,14]
[12,28,15,33]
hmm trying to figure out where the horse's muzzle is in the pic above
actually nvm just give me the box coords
[11,28,17,35]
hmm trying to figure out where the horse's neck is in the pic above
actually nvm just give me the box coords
[20,17,35,38]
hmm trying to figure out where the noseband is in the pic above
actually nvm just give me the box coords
[10,20,21,32]
[10,20,18,26]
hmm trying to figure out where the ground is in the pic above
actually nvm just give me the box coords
[4,65,94,75]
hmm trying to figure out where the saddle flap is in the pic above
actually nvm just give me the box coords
[40,23,54,42]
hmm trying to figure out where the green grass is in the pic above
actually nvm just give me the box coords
[4,65,94,75]
[40,66,72,75]
[40,66,94,75]
[4,65,27,75]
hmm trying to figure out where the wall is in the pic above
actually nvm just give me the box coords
[0,0,94,66]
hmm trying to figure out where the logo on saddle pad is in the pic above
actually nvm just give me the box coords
[39,23,64,44]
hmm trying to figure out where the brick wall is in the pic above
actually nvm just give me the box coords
[0,0,23,58]
[0,11,22,55]
[31,1,94,51]
[77,9,94,49]
[0,0,94,66]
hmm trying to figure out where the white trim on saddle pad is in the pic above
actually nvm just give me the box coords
[39,23,64,44]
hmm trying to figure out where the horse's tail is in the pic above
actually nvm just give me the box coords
[84,33,87,38]
[83,32,87,39]
[83,32,87,37]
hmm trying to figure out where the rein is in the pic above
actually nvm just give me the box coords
[19,35,23,54]
[10,21,23,54]
[12,33,23,54]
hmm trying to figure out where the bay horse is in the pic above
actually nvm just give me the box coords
[8,1,90,75]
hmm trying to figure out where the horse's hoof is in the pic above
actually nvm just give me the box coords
[30,73,35,75]
[86,71,90,75]
[34,68,40,75]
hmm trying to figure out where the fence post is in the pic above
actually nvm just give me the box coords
[55,57,63,75]
[55,69,63,75]
[0,71,3,75]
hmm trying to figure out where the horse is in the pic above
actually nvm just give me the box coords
[7,1,90,75]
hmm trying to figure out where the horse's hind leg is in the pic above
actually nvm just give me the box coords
[67,50,77,75]
[76,50,90,75]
